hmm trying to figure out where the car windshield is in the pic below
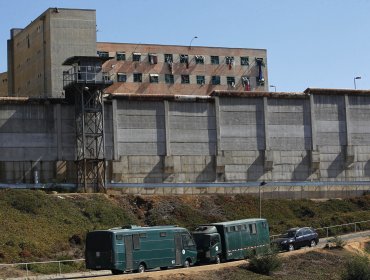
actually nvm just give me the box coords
[282,230,296,238]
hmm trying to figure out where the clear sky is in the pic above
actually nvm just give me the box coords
[1,0,369,92]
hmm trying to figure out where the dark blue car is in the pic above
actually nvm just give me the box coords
[273,227,319,251]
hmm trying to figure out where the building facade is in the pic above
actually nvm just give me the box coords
[7,8,96,98]
[98,43,268,95]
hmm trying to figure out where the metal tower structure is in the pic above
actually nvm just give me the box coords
[63,56,112,192]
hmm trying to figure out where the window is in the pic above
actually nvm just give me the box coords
[164,54,173,63]
[195,55,205,64]
[139,233,147,238]
[133,73,142,83]
[196,75,205,85]
[211,56,219,65]
[133,234,140,250]
[182,234,195,249]
[149,74,159,83]
[225,56,234,65]
[211,76,220,85]
[165,74,174,84]
[227,76,235,87]
[116,235,122,240]
[117,73,127,82]
[230,226,236,232]
[180,54,189,64]
[133,53,141,62]
[249,224,257,235]
[97,51,109,58]
[181,75,190,84]
[116,52,126,61]
[240,56,249,66]
[160,232,167,237]
[149,53,158,64]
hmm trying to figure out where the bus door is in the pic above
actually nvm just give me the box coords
[124,235,133,270]
[174,233,182,265]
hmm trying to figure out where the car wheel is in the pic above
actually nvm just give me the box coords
[138,263,145,273]
[288,244,295,251]
[183,259,190,268]
[215,255,221,264]
[310,240,316,247]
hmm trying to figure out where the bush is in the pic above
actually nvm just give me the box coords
[327,236,346,249]
[247,251,281,276]
[341,255,370,280]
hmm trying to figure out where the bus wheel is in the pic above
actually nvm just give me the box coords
[215,255,221,264]
[138,263,146,273]
[183,259,190,268]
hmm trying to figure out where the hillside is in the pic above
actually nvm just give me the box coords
[0,189,369,265]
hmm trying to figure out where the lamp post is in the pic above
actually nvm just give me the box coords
[270,85,276,92]
[354,76,361,89]
[189,36,198,50]
[259,181,266,218]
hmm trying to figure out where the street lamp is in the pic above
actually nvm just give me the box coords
[354,76,361,89]
[189,36,198,49]
[259,181,266,218]
[270,85,276,92]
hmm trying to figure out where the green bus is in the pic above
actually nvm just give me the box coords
[192,218,270,263]
[85,225,197,274]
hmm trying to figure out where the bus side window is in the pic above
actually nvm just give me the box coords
[133,234,140,250]
[249,224,257,235]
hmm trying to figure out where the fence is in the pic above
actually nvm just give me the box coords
[269,219,370,240]
[0,259,89,279]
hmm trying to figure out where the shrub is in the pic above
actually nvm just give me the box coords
[341,255,370,280]
[247,251,281,276]
[327,236,346,249]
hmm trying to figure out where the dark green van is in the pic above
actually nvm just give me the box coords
[193,218,270,263]
[85,225,197,274]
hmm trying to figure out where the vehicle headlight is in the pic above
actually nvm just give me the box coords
[281,240,288,244]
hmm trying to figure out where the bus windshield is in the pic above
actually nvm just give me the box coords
[86,231,112,251]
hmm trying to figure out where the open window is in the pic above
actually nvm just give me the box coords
[211,56,219,65]
[225,56,234,69]
[149,53,158,64]
[227,76,236,88]
[195,55,205,64]
[181,75,190,84]
[256,58,265,85]
[180,54,189,68]
[117,73,127,82]
[149,74,159,83]
[116,52,126,61]
[242,76,251,91]
[133,52,141,62]
[240,56,249,66]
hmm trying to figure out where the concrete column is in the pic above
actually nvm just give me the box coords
[344,94,354,167]
[263,97,273,170]
[55,104,62,159]
[164,100,171,156]
[344,94,351,146]
[214,96,221,156]
[112,99,118,160]
[263,97,269,150]
[309,94,317,150]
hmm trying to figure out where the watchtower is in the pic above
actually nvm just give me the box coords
[63,56,112,192]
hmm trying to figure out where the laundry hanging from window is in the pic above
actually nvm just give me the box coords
[256,58,265,84]
[242,76,251,91]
